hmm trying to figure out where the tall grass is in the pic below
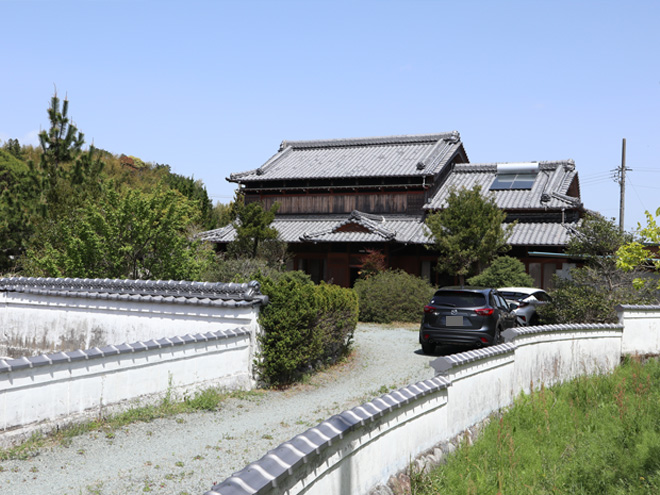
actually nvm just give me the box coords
[415,357,660,494]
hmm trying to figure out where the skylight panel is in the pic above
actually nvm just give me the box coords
[490,163,539,191]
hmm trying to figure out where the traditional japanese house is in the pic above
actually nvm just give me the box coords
[201,132,584,288]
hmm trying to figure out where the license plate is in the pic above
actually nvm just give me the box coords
[446,316,463,326]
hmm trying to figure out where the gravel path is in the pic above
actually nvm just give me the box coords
[0,324,435,495]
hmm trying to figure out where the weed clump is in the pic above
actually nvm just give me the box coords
[415,357,660,494]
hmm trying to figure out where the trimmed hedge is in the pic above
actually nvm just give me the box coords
[353,269,435,323]
[254,273,358,387]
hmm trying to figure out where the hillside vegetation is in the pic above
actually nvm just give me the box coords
[0,94,225,278]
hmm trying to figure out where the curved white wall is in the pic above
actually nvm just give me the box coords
[207,320,632,495]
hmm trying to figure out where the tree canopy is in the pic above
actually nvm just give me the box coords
[425,185,513,285]
[617,207,660,289]
[467,255,534,288]
[227,193,280,259]
[1,91,221,279]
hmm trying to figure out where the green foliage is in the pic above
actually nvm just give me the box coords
[353,269,435,323]
[569,213,635,292]
[425,185,513,285]
[212,202,233,228]
[467,255,534,287]
[0,150,33,271]
[0,92,219,278]
[617,207,660,289]
[2,138,23,159]
[38,93,85,172]
[22,184,213,280]
[540,214,659,324]
[539,268,657,325]
[314,282,359,360]
[417,358,660,495]
[227,194,280,258]
[538,274,621,324]
[254,273,358,387]
[156,164,217,230]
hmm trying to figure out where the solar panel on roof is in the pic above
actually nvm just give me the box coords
[490,172,537,190]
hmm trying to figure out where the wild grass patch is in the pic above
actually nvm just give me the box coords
[414,357,660,494]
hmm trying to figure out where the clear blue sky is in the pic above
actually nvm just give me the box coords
[2,0,659,231]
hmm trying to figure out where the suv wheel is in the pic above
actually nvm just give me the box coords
[421,342,435,355]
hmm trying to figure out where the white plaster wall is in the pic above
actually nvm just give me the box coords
[441,353,515,439]
[0,331,251,445]
[618,307,660,355]
[0,291,258,356]
[210,322,631,495]
[511,328,623,397]
[301,391,449,495]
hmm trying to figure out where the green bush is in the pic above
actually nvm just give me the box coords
[467,255,534,287]
[314,282,359,361]
[353,269,435,323]
[539,267,659,324]
[538,277,619,324]
[254,273,358,387]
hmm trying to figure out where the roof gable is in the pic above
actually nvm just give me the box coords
[301,211,396,241]
[229,132,466,183]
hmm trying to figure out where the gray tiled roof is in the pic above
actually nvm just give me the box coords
[200,214,579,247]
[200,213,429,245]
[425,160,581,210]
[508,221,577,246]
[228,132,464,182]
[0,277,268,306]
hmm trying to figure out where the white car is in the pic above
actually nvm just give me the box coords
[498,287,552,326]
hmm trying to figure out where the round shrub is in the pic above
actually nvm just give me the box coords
[255,273,358,387]
[353,269,435,323]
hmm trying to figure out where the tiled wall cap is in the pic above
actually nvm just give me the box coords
[49,352,71,364]
[208,376,452,495]
[306,427,333,447]
[0,277,267,304]
[7,356,32,370]
[29,354,53,367]
[617,304,660,310]
[206,475,255,495]
[0,327,252,376]
[273,442,306,468]
[115,343,133,354]
[289,434,320,456]
[67,350,88,362]
[98,345,120,355]
[85,347,104,359]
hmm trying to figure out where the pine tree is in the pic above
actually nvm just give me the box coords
[425,185,513,285]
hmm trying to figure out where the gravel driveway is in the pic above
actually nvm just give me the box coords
[0,323,436,495]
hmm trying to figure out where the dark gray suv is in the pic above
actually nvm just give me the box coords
[419,287,516,354]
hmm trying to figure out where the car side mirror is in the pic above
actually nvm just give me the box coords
[509,303,517,311]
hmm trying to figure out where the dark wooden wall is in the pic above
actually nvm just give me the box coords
[247,191,426,214]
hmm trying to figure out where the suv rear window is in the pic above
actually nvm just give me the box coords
[431,291,486,307]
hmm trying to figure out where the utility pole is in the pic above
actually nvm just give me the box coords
[619,138,627,231]
[612,138,632,231]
